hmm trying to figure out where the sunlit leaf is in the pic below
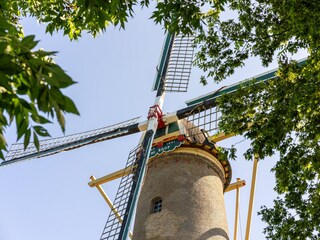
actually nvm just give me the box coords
[23,128,31,150]
[33,131,40,151]
[20,35,39,50]
[33,125,51,137]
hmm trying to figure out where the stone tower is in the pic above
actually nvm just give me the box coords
[132,120,231,240]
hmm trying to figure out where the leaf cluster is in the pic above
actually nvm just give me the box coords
[3,0,230,39]
[151,0,226,35]
[217,57,320,238]
[8,0,139,39]
[203,1,320,237]
[194,0,320,83]
[0,11,79,159]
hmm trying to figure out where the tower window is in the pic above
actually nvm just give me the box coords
[151,197,162,213]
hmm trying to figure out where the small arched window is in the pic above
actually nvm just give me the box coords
[151,197,162,213]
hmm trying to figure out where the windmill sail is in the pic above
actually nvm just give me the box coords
[164,34,194,92]
[2,33,196,168]
[184,104,221,138]
[152,33,194,93]
[100,130,155,240]
[1,117,141,166]
[117,130,155,239]
[104,33,178,240]
[100,144,141,240]
[2,58,306,167]
[176,58,307,138]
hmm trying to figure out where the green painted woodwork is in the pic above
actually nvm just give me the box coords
[186,59,306,107]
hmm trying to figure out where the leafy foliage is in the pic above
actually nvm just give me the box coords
[10,0,137,39]
[206,1,320,238]
[195,0,320,83]
[151,0,225,35]
[217,52,320,239]
[0,6,79,158]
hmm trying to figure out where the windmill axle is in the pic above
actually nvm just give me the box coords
[148,105,165,129]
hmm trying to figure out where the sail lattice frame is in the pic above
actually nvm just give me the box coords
[2,117,140,166]
[185,105,221,139]
[100,144,142,240]
[164,34,194,92]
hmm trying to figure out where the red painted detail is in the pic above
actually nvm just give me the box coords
[178,135,187,142]
[157,141,163,148]
[148,105,165,128]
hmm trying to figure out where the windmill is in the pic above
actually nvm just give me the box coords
[3,32,217,239]
[3,20,304,238]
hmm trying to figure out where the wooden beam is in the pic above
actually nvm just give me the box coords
[88,166,134,187]
[89,176,133,239]
[210,132,235,142]
[233,178,241,240]
[245,155,259,240]
[225,179,246,192]
[210,123,253,143]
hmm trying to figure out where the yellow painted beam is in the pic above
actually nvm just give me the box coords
[225,179,246,192]
[233,178,241,240]
[210,132,235,142]
[88,166,134,187]
[210,123,252,143]
[89,176,133,239]
[153,132,181,145]
[245,155,259,240]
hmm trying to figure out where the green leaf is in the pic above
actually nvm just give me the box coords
[55,107,66,133]
[64,96,80,115]
[33,125,51,137]
[0,71,12,90]
[33,131,40,151]
[38,87,50,112]
[0,16,13,33]
[0,112,8,125]
[17,118,29,141]
[45,23,55,34]
[20,35,39,50]
[43,65,76,88]
[31,114,51,124]
[49,87,66,105]
[19,98,33,110]
[0,55,13,68]
[0,133,7,149]
[23,128,31,150]
[34,50,58,58]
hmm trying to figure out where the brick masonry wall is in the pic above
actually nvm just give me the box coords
[132,148,230,240]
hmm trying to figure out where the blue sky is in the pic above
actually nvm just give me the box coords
[0,5,304,240]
